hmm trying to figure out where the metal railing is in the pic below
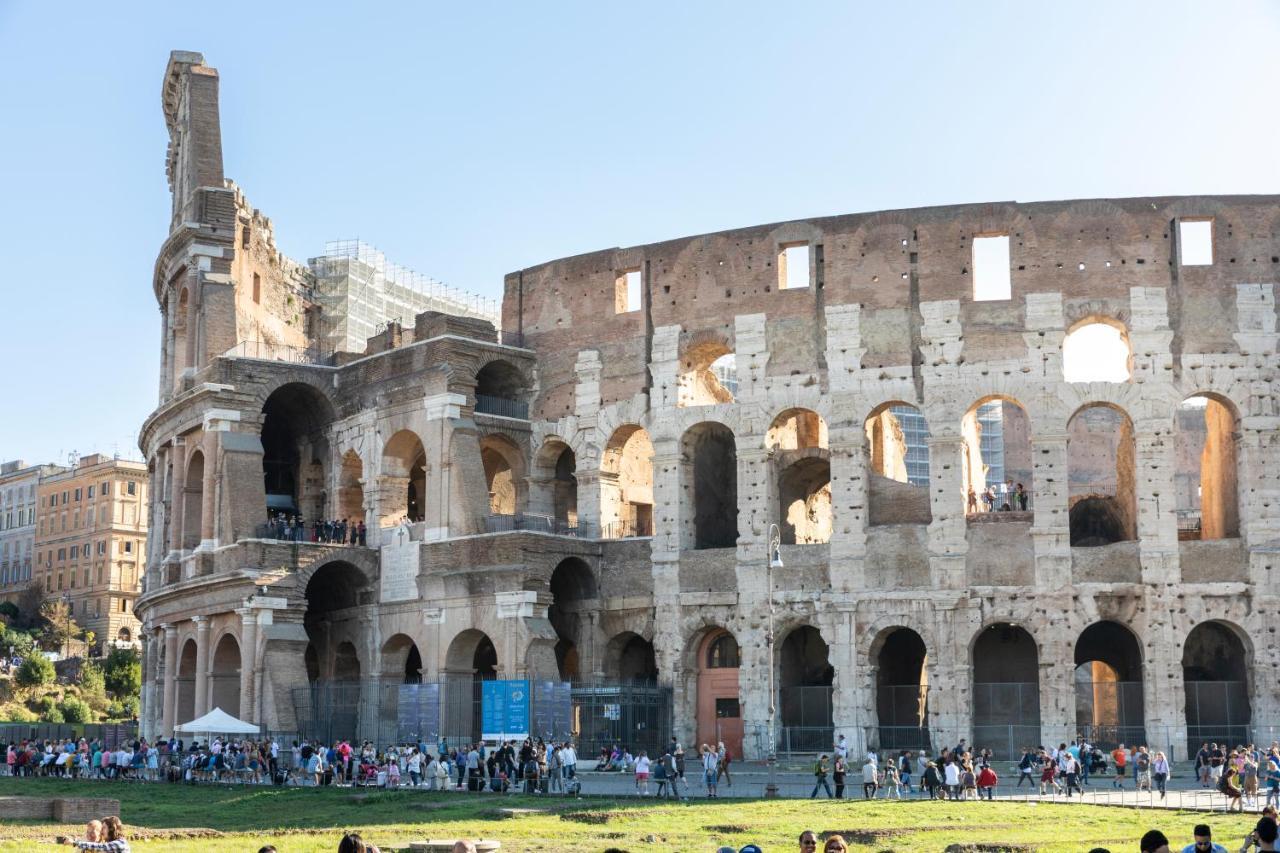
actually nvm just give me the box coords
[599,520,654,540]
[474,394,529,419]
[223,340,334,366]
[484,513,584,537]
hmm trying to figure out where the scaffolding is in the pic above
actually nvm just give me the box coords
[309,239,500,355]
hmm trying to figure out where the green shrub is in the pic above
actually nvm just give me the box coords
[79,661,107,697]
[34,695,64,723]
[104,647,141,697]
[1,704,37,722]
[59,696,93,724]
[15,654,55,688]
[4,629,36,657]
[0,601,18,621]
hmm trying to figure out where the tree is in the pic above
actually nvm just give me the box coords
[104,647,142,698]
[58,696,93,724]
[0,601,18,621]
[16,654,55,688]
[39,598,82,657]
[4,628,36,658]
[79,660,107,696]
[13,582,43,629]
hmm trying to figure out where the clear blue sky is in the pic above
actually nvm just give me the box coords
[1,1,1277,466]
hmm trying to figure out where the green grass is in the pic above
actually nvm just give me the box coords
[0,777,1259,852]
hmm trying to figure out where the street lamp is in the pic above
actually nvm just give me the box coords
[764,522,783,797]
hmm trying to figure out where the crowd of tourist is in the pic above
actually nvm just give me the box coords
[966,479,1031,513]
[264,512,367,546]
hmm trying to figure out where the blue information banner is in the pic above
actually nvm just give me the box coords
[397,683,441,744]
[482,679,530,741]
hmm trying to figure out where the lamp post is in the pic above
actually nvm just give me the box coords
[764,522,783,797]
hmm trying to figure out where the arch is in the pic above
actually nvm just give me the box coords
[778,625,833,750]
[873,627,929,751]
[865,402,931,526]
[304,560,368,615]
[210,632,241,717]
[695,628,742,759]
[381,633,424,684]
[1067,403,1137,546]
[767,408,828,451]
[337,449,365,524]
[961,396,1033,514]
[475,360,527,418]
[600,424,654,538]
[181,450,205,551]
[1075,621,1145,748]
[532,439,577,527]
[443,629,497,743]
[1063,318,1132,383]
[445,628,498,678]
[777,455,831,544]
[678,339,735,407]
[681,422,738,549]
[176,638,197,724]
[480,433,524,516]
[333,641,361,681]
[971,623,1041,759]
[116,626,132,644]
[549,557,597,680]
[1183,620,1252,752]
[606,631,658,684]
[381,430,426,524]
[261,382,336,520]
[1175,394,1240,540]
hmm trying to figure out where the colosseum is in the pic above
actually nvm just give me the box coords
[136,51,1280,762]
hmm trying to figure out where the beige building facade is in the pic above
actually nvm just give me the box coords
[34,455,147,651]
[137,52,1278,761]
[0,460,64,602]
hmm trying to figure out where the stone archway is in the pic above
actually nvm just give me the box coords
[694,628,742,759]
[778,625,833,751]
[971,623,1041,759]
[1183,620,1252,753]
[210,633,241,717]
[1075,620,1145,749]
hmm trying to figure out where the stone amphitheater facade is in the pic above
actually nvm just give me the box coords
[136,51,1280,760]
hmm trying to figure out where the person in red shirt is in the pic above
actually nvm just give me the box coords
[1112,744,1128,789]
[977,764,998,800]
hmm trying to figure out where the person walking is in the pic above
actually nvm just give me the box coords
[1017,748,1035,787]
[832,754,846,799]
[1152,751,1170,799]
[715,741,732,788]
[977,763,998,800]
[634,751,650,796]
[701,745,719,798]
[861,756,878,799]
[1111,743,1127,789]
[811,754,833,799]
[944,757,962,800]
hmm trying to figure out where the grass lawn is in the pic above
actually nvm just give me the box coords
[0,777,1259,852]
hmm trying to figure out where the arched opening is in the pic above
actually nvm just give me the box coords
[865,403,931,525]
[337,450,366,524]
[261,383,335,520]
[681,422,738,549]
[1183,621,1251,752]
[176,638,197,725]
[549,557,597,681]
[769,409,831,544]
[380,430,426,525]
[962,398,1033,514]
[1075,621,1145,748]
[1175,396,1240,540]
[305,643,320,683]
[778,626,834,751]
[182,450,205,551]
[209,633,241,717]
[972,623,1041,759]
[531,440,577,529]
[381,634,424,684]
[606,632,658,684]
[474,360,528,418]
[1067,404,1137,546]
[601,425,654,538]
[116,627,132,644]
[480,434,523,517]
[874,628,929,751]
[333,641,361,681]
[678,340,736,407]
[1063,319,1132,383]
[443,629,498,743]
[695,629,742,759]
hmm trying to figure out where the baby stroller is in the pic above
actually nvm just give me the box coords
[356,761,379,787]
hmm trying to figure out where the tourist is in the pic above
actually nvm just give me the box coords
[1152,751,1170,799]
[943,756,961,799]
[810,753,832,799]
[1243,816,1280,853]
[1220,761,1244,812]
[652,748,668,798]
[701,744,719,798]
[547,743,562,793]
[834,734,847,761]
[1179,823,1228,853]
[1112,743,1127,789]
[832,753,846,799]
[1063,751,1081,797]
[861,755,877,799]
[1038,751,1059,796]
[716,741,732,787]
[337,831,382,853]
[1244,752,1261,808]
[823,835,848,853]
[634,750,650,796]
[977,762,998,800]
[899,751,913,793]
[798,830,819,851]
[882,759,901,799]
[59,815,130,852]
[1139,830,1172,853]
[562,741,577,779]
[923,760,941,799]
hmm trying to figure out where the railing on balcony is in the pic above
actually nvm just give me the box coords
[599,520,654,540]
[224,340,335,366]
[474,394,529,419]
[485,513,584,537]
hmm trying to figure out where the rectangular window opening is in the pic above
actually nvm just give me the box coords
[778,243,810,290]
[973,234,1012,301]
[252,272,262,304]
[1180,219,1214,266]
[614,269,642,313]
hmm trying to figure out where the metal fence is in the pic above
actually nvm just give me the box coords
[1075,680,1146,749]
[291,677,672,758]
[0,722,137,748]
[1185,680,1251,752]
[484,513,583,537]
[475,394,529,420]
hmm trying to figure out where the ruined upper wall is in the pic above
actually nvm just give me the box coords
[162,51,224,229]
[503,196,1280,419]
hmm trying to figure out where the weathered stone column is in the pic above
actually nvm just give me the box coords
[167,439,187,556]
[1134,419,1179,585]
[1030,435,1071,589]
[925,436,968,589]
[161,623,178,735]
[199,432,219,548]
[827,423,868,592]
[237,607,259,724]
[192,616,210,718]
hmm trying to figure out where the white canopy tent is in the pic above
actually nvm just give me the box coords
[175,707,260,735]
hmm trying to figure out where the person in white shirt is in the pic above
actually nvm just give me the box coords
[407,749,422,786]
[701,744,719,798]
[834,735,848,761]
[562,742,578,779]
[943,759,962,800]
[634,751,651,796]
